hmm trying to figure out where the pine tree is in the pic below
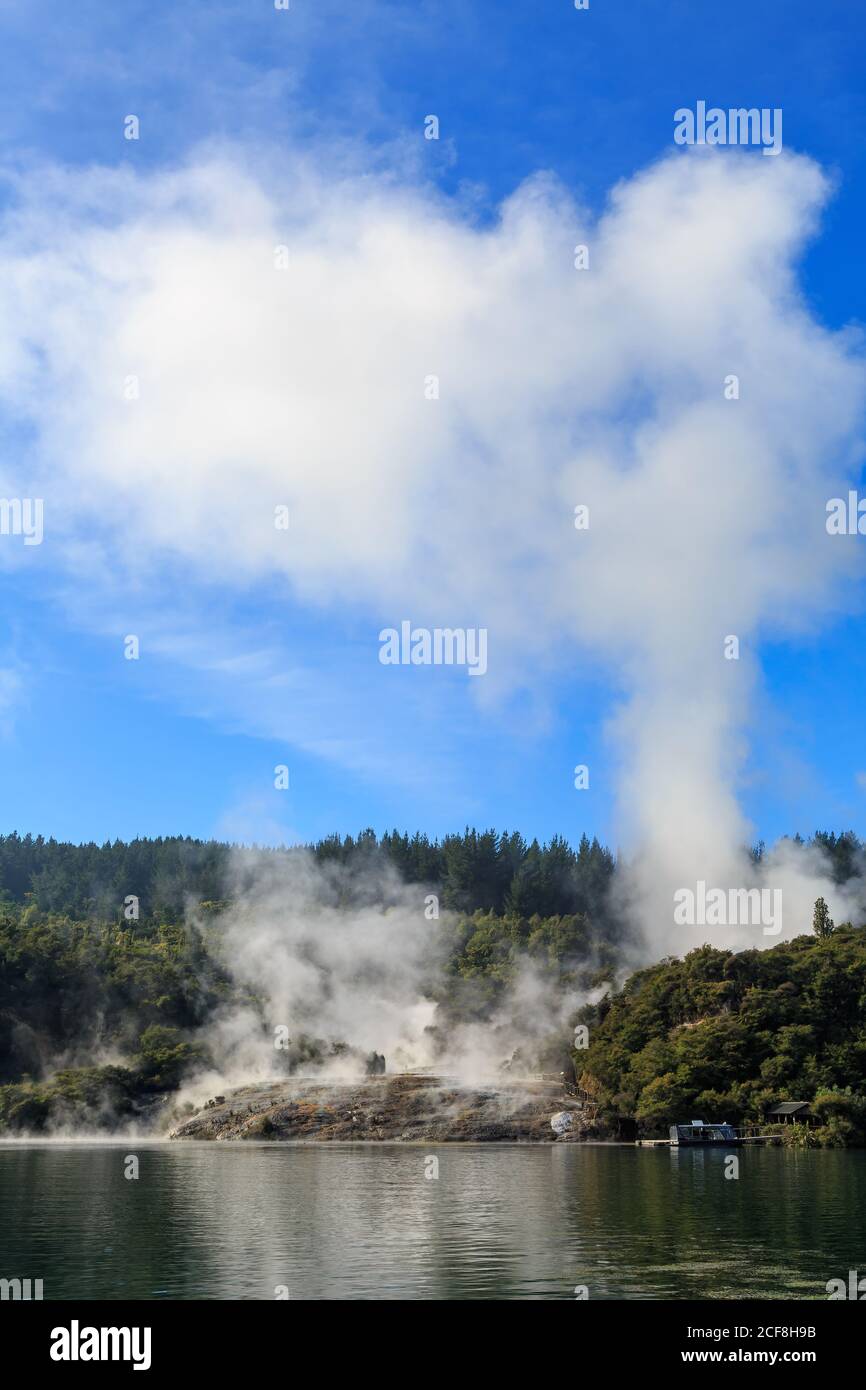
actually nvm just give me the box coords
[812,896,835,939]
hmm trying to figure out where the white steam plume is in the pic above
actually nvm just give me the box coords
[179,848,584,1097]
[0,144,864,951]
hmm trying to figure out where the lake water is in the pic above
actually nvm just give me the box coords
[0,1141,862,1300]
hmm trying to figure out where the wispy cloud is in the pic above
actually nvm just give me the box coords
[0,662,25,738]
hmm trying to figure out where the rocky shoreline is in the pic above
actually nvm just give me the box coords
[169,1074,594,1143]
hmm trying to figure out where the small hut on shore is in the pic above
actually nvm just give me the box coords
[766,1101,813,1126]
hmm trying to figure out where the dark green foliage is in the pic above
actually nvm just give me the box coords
[0,1066,142,1134]
[0,904,230,1087]
[0,827,619,923]
[812,896,835,939]
[581,925,866,1143]
[1,827,864,1140]
[0,826,625,1132]
[0,832,230,919]
[811,831,861,885]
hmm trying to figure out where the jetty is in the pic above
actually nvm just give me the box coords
[636,1119,783,1148]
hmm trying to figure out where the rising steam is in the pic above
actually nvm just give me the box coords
[177,846,588,1104]
[0,142,864,965]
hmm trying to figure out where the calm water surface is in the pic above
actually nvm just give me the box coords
[0,1142,862,1300]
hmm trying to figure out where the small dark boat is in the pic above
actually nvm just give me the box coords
[669,1119,741,1147]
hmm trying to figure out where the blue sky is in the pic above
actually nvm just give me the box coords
[1,0,865,851]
